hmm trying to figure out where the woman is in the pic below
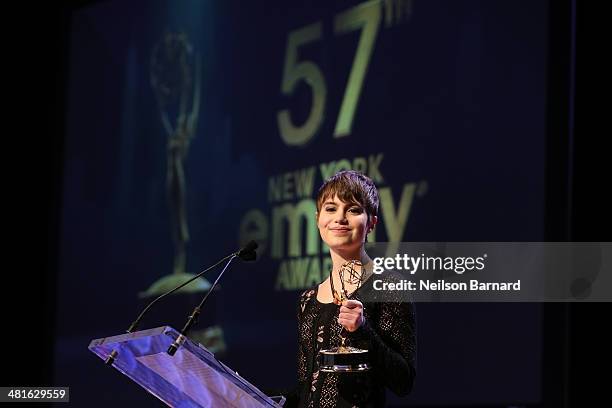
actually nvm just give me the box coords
[286,170,416,407]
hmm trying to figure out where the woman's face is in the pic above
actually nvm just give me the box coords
[317,194,376,253]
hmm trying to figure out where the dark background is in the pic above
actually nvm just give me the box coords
[2,0,608,407]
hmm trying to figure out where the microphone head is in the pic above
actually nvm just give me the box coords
[238,240,258,261]
[239,250,257,261]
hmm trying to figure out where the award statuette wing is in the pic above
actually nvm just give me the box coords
[89,326,284,407]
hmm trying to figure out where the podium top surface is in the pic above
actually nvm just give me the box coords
[89,326,281,408]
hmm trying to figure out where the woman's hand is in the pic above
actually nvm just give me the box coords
[338,299,365,332]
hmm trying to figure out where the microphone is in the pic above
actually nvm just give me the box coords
[167,241,258,356]
[237,240,258,261]
[105,241,258,366]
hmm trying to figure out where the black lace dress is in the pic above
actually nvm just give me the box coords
[285,275,417,408]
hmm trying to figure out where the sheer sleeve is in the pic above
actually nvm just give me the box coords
[351,300,417,396]
[280,289,315,407]
[296,290,310,383]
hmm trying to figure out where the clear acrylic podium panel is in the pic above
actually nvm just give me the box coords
[89,326,283,407]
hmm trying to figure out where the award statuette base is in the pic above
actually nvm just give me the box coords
[139,273,212,298]
[318,347,371,373]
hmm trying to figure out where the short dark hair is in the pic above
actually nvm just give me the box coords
[316,170,379,219]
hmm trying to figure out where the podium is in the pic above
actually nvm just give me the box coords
[89,326,284,407]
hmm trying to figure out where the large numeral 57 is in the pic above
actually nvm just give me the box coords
[277,0,381,146]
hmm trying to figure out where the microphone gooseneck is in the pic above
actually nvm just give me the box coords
[105,242,258,367]
[126,241,258,334]
[167,241,258,356]
[126,253,235,334]
[167,254,237,355]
